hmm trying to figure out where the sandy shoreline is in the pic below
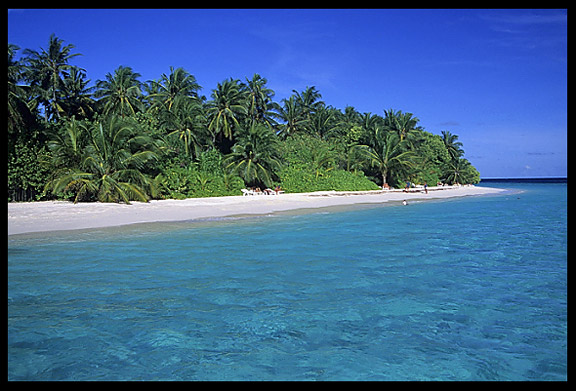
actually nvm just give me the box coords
[8,185,506,236]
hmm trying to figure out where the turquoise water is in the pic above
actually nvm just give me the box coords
[8,182,567,380]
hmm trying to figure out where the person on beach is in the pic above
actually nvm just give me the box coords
[402,200,408,206]
[424,182,428,194]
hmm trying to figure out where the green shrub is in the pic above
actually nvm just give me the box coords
[8,141,52,202]
[320,169,381,191]
[278,166,379,193]
[156,164,245,199]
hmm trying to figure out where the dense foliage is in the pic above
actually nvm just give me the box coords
[8,35,479,203]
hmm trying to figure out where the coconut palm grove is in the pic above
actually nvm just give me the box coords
[8,34,480,203]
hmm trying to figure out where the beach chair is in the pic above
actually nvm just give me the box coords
[241,189,254,196]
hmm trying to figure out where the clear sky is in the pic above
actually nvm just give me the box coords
[8,8,567,178]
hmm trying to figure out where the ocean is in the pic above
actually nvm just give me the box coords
[7,181,567,380]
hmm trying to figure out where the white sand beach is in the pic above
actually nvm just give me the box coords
[8,185,505,235]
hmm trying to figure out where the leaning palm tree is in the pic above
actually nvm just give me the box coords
[45,115,161,203]
[95,66,144,117]
[224,122,282,187]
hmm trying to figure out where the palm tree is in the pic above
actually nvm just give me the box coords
[442,156,479,185]
[359,112,383,139]
[47,118,90,170]
[8,44,36,138]
[441,130,464,161]
[95,66,144,117]
[159,97,211,158]
[363,130,416,187]
[324,106,362,142]
[244,73,279,126]
[23,34,81,121]
[293,86,324,120]
[276,96,308,139]
[337,106,362,133]
[142,80,161,114]
[59,66,96,120]
[148,66,201,112]
[383,109,420,141]
[308,105,337,138]
[309,147,336,179]
[45,115,161,203]
[443,157,465,185]
[207,78,248,141]
[224,122,282,187]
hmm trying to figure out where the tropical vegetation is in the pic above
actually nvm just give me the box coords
[8,35,480,203]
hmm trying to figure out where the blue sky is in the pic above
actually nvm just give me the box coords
[8,9,567,178]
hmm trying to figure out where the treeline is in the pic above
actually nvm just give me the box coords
[8,34,479,203]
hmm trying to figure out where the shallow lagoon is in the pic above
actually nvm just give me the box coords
[8,182,567,380]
